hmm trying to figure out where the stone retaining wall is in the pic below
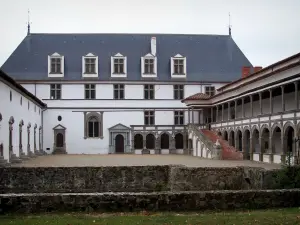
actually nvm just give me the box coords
[0,165,277,193]
[1,189,300,213]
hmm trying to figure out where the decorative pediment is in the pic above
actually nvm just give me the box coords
[53,124,66,130]
[144,53,155,57]
[108,123,130,131]
[114,53,124,57]
[50,52,62,57]
[85,52,96,57]
[173,54,184,58]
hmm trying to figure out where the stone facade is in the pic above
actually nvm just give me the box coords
[1,189,300,213]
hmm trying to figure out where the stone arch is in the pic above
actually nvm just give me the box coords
[283,123,295,155]
[134,133,143,149]
[271,122,282,136]
[251,125,259,135]
[146,133,155,149]
[175,133,184,149]
[229,130,235,147]
[283,121,296,135]
[243,128,251,160]
[223,130,228,141]
[260,124,270,136]
[243,126,250,132]
[271,125,282,154]
[160,133,170,149]
[236,129,243,151]
[261,126,270,153]
[252,127,260,153]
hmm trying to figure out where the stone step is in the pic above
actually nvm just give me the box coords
[0,189,299,213]
[10,154,22,164]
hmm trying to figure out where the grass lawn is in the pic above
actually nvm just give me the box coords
[1,208,300,225]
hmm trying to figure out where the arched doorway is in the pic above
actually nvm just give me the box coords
[175,133,183,149]
[244,129,251,159]
[161,133,169,149]
[115,134,124,153]
[56,133,64,147]
[236,130,242,151]
[146,133,155,149]
[134,134,143,149]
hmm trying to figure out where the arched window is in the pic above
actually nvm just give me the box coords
[85,112,103,138]
[134,134,143,149]
[175,133,183,149]
[88,116,99,138]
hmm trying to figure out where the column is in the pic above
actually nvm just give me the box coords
[216,105,219,122]
[269,136,273,162]
[83,112,87,138]
[281,86,285,112]
[241,98,244,118]
[227,102,230,121]
[295,82,299,109]
[259,137,263,161]
[188,108,190,124]
[191,108,194,124]
[234,100,237,119]
[249,137,253,160]
[221,104,224,121]
[250,95,253,117]
[269,89,273,114]
[259,92,262,115]
[210,107,213,122]
[183,127,187,150]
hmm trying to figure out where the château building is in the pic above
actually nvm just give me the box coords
[0,30,299,165]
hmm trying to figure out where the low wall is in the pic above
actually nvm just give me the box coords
[0,165,280,193]
[1,189,300,213]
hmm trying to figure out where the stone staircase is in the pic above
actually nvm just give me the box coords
[201,129,243,160]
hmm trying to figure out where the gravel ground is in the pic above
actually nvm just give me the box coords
[10,154,281,170]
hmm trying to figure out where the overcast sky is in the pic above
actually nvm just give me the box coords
[0,0,299,67]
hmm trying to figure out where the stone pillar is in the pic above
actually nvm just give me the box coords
[221,104,224,121]
[143,135,146,150]
[281,133,286,164]
[269,136,273,163]
[249,137,253,160]
[295,82,299,110]
[169,134,176,154]
[188,108,190,124]
[19,126,22,156]
[227,102,230,121]
[259,137,263,162]
[259,92,262,115]
[183,127,187,150]
[83,112,87,139]
[234,100,237,119]
[155,132,161,154]
[281,86,285,112]
[269,89,273,114]
[216,105,219,122]
[211,107,213,122]
[131,130,134,152]
[250,95,253,117]
[191,108,194,124]
[241,98,244,118]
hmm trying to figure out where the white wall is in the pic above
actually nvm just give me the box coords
[0,80,42,162]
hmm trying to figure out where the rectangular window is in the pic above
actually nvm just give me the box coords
[114,84,125,99]
[85,84,96,99]
[173,59,184,74]
[144,59,154,74]
[205,86,215,96]
[174,85,184,99]
[85,58,96,74]
[50,58,62,74]
[113,58,124,74]
[50,84,61,99]
[174,111,184,125]
[144,84,154,99]
[144,111,155,125]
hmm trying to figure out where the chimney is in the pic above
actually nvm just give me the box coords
[151,37,156,56]
[254,66,262,73]
[242,66,251,78]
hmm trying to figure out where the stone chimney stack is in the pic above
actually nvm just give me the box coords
[242,66,251,78]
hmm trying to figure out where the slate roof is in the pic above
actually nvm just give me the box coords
[1,33,253,82]
[182,93,211,101]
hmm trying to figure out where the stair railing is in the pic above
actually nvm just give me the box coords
[188,124,215,152]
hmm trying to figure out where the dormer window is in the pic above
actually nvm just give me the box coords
[111,53,127,77]
[171,54,187,78]
[141,53,157,78]
[48,52,64,77]
[82,53,98,78]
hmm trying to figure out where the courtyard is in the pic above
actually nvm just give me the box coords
[11,154,281,169]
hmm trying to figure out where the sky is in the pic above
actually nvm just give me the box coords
[0,0,299,67]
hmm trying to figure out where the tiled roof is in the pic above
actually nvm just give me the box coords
[183,92,211,101]
[1,33,252,82]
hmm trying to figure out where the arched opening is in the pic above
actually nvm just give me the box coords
[56,133,64,147]
[175,133,184,149]
[272,127,282,154]
[223,131,228,141]
[134,134,143,149]
[261,127,270,153]
[217,131,222,137]
[229,130,235,147]
[284,126,295,155]
[160,133,169,149]
[236,130,242,151]
[115,134,124,153]
[146,133,155,149]
[244,129,251,159]
[88,116,99,138]
[252,129,259,153]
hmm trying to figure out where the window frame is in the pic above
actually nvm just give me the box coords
[144,84,155,100]
[174,110,185,125]
[111,53,127,77]
[173,84,184,100]
[48,52,64,77]
[113,84,125,100]
[85,84,96,99]
[171,54,187,78]
[84,112,103,139]
[205,86,216,96]
[50,84,62,100]
[82,53,98,78]
[141,53,157,78]
[144,110,155,125]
